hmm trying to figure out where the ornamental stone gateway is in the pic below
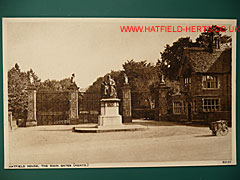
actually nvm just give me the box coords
[73,75,146,133]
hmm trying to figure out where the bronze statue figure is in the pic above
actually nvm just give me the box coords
[101,75,117,98]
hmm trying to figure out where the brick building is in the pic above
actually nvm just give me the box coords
[163,44,232,123]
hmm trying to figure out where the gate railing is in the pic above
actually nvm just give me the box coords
[78,92,100,123]
[36,91,70,125]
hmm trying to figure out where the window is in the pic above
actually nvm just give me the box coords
[173,102,182,114]
[202,98,220,112]
[202,75,219,89]
[184,77,191,85]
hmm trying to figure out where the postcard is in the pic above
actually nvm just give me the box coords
[3,18,237,168]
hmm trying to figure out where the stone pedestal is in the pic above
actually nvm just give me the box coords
[98,98,122,127]
[73,98,147,133]
[26,86,37,127]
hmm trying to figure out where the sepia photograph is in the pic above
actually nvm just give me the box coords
[3,18,237,168]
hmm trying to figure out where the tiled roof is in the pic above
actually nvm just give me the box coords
[183,48,227,73]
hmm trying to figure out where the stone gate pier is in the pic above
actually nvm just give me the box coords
[26,85,37,127]
[121,83,132,123]
[68,83,79,125]
[155,81,170,121]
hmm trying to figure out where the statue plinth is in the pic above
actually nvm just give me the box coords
[73,97,146,133]
[98,98,122,127]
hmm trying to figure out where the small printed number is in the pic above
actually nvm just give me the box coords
[222,160,231,164]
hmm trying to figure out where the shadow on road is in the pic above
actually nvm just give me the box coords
[129,120,177,127]
[36,129,72,132]
[130,119,209,128]
[194,134,215,138]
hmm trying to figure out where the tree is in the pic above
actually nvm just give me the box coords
[8,63,77,120]
[157,37,194,81]
[123,60,158,91]
[8,63,29,120]
[86,60,159,109]
[195,25,226,52]
[38,78,72,91]
[123,60,159,108]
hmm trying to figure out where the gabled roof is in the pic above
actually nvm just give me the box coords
[182,47,231,73]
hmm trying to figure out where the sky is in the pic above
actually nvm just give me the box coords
[3,18,235,89]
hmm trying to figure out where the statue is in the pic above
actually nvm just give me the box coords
[160,74,165,84]
[28,71,34,85]
[68,73,78,90]
[71,73,75,84]
[124,73,128,84]
[27,70,36,89]
[101,75,117,98]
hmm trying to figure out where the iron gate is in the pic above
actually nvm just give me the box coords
[131,90,157,120]
[36,91,70,125]
[78,92,100,123]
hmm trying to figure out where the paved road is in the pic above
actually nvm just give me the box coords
[7,120,233,167]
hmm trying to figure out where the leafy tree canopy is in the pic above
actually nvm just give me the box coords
[157,37,194,81]
[158,25,232,81]
[8,63,74,120]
